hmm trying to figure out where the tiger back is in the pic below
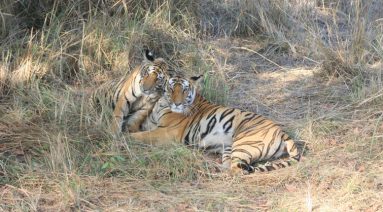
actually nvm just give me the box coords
[131,75,301,175]
[91,50,170,134]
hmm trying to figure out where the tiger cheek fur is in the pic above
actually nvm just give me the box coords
[141,72,159,94]
[172,85,186,104]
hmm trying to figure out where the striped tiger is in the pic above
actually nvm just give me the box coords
[131,75,301,175]
[92,50,171,134]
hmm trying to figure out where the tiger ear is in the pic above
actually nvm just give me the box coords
[190,75,204,91]
[190,74,204,82]
[143,49,155,62]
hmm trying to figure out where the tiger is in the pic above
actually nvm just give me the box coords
[91,50,171,134]
[130,75,301,175]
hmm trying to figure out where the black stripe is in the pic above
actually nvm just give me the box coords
[201,116,217,140]
[256,123,277,138]
[244,112,254,117]
[269,140,283,159]
[231,156,248,163]
[253,144,265,160]
[149,114,157,124]
[250,116,267,127]
[184,130,191,145]
[231,157,252,172]
[223,115,235,133]
[265,130,279,157]
[248,121,273,134]
[206,107,219,119]
[234,140,263,148]
[192,124,200,137]
[222,157,231,162]
[290,143,297,152]
[187,107,205,126]
[237,113,257,127]
[158,110,172,119]
[191,125,201,143]
[231,148,253,158]
[168,116,188,128]
[220,108,235,122]
[115,88,122,100]
[110,94,115,106]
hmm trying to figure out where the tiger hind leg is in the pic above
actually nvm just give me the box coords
[221,146,232,170]
[253,136,301,172]
[229,144,257,175]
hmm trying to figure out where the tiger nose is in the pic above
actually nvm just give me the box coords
[174,102,182,106]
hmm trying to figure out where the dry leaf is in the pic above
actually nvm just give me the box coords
[357,165,365,172]
[328,139,337,145]
[285,183,297,192]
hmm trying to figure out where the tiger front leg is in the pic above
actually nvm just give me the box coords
[111,115,123,135]
[125,108,153,133]
[129,128,179,145]
[111,97,130,135]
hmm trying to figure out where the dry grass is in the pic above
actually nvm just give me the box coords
[1,0,383,211]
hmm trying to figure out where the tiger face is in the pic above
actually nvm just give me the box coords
[165,75,202,114]
[139,60,167,95]
[139,50,169,96]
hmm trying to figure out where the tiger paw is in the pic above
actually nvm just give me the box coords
[230,164,251,176]
[230,166,248,176]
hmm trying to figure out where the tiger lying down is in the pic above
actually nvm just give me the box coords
[130,75,301,175]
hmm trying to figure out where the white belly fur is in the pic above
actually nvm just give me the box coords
[198,128,233,153]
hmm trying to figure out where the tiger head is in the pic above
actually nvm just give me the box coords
[139,50,170,95]
[164,75,204,115]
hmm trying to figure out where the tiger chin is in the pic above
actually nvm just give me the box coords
[130,75,301,175]
[91,49,172,134]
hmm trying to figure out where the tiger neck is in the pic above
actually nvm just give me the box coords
[131,69,143,98]
[189,93,212,114]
